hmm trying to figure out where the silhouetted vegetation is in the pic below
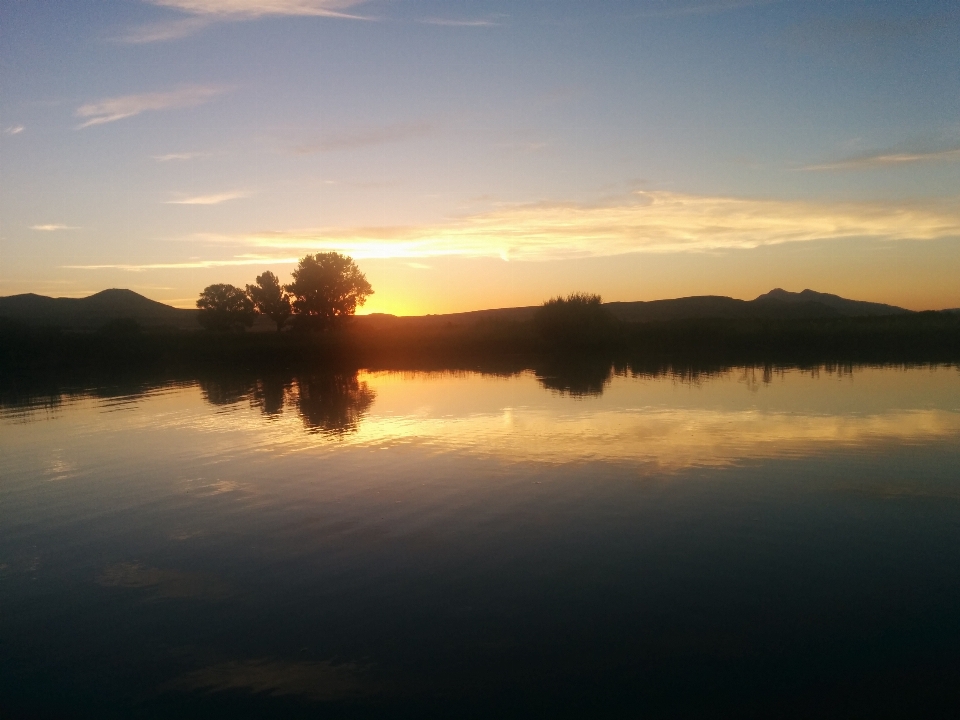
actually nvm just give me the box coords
[3,310,960,383]
[285,252,373,330]
[246,271,292,331]
[196,284,255,331]
[4,257,960,402]
[534,293,618,347]
[3,310,960,426]
[195,252,373,333]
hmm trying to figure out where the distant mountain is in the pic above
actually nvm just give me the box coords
[0,289,198,329]
[753,288,910,317]
[365,289,913,327]
[604,289,911,323]
[0,287,917,331]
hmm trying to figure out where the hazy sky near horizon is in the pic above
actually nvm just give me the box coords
[2,0,959,313]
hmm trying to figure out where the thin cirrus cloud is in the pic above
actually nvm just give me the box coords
[62,191,960,271]
[31,224,77,231]
[75,86,225,128]
[65,254,298,271]
[116,17,212,43]
[165,191,248,205]
[148,0,371,18]
[121,0,373,42]
[636,0,779,18]
[153,152,205,161]
[233,191,960,261]
[420,18,499,27]
[801,147,960,171]
[4,125,25,135]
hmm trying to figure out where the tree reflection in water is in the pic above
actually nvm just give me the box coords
[198,370,375,436]
[250,376,288,417]
[199,375,254,407]
[294,373,376,436]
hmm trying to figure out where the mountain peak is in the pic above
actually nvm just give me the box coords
[0,288,197,329]
[87,288,145,299]
[753,288,909,316]
[757,288,792,301]
[755,288,833,303]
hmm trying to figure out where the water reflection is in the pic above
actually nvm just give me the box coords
[4,363,959,462]
[3,363,960,716]
[294,373,376,436]
[199,375,253,407]
[198,371,377,436]
[533,356,615,397]
[250,376,286,417]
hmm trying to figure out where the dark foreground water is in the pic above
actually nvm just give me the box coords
[3,364,960,718]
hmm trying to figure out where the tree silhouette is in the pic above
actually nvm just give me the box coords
[196,284,255,331]
[246,271,292,331]
[286,253,373,330]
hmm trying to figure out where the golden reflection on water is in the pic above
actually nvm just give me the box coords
[237,366,960,471]
[3,365,960,476]
[346,405,960,470]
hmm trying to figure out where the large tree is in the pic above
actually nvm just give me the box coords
[286,252,373,329]
[196,283,255,331]
[246,271,292,331]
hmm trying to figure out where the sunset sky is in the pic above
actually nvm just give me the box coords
[2,0,959,314]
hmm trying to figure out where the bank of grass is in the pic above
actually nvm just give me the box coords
[3,313,959,411]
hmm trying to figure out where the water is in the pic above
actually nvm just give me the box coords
[3,364,960,717]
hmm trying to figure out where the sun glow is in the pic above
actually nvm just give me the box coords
[230,192,960,262]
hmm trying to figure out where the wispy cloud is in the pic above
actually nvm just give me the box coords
[294,122,433,154]
[148,0,371,18]
[637,0,778,18]
[420,18,499,27]
[801,147,960,171]
[65,254,297,271]
[4,125,24,135]
[116,17,212,43]
[62,192,960,272]
[165,191,248,205]
[226,191,960,261]
[31,224,77,231]
[76,86,225,128]
[153,152,205,161]
[120,0,373,41]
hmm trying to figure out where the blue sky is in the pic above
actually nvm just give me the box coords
[2,0,959,312]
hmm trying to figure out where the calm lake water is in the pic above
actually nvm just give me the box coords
[3,364,960,718]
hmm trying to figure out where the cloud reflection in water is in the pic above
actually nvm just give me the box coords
[181,365,960,472]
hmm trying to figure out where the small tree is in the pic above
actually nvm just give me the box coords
[246,271,292,331]
[196,283,255,331]
[286,252,373,330]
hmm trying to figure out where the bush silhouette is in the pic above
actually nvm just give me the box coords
[534,293,617,347]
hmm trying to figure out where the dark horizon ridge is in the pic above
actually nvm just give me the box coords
[1,286,946,331]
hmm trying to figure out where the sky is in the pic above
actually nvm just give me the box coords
[1,0,959,314]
